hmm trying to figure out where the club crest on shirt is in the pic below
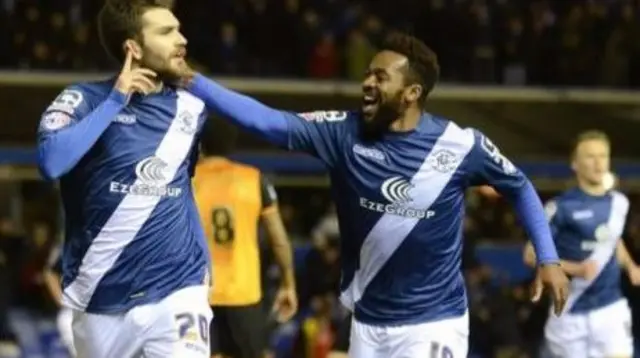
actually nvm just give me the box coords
[41,112,73,131]
[177,111,197,134]
[594,224,612,242]
[428,149,461,173]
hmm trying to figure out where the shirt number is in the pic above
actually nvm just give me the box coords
[211,207,235,244]
[480,135,517,175]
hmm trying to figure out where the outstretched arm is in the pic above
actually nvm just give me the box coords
[187,74,290,147]
[186,74,347,167]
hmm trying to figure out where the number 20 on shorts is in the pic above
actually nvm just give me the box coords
[430,342,453,358]
[175,313,209,344]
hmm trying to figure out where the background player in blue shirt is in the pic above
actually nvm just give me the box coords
[524,130,640,358]
[36,1,212,357]
[177,32,569,357]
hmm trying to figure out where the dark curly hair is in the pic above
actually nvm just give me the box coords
[380,32,440,107]
[97,0,174,63]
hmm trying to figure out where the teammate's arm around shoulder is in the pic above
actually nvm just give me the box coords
[259,175,298,322]
[37,50,156,180]
[182,71,346,167]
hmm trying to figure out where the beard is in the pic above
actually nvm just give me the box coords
[359,92,405,142]
[140,51,180,82]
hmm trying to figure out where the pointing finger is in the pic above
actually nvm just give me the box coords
[122,49,133,73]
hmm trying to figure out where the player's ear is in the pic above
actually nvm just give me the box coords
[404,84,422,103]
[123,39,143,61]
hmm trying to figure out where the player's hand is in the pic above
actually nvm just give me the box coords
[271,286,298,323]
[114,49,158,96]
[530,263,569,316]
[579,260,598,280]
[627,265,640,286]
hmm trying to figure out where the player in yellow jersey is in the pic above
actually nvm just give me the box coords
[193,119,298,358]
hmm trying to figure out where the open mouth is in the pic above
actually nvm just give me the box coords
[174,48,187,59]
[362,93,379,113]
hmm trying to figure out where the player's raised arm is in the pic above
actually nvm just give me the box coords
[37,50,157,180]
[467,130,569,314]
[183,73,345,167]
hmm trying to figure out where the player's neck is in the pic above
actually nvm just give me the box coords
[131,63,164,94]
[577,180,607,196]
[389,107,422,132]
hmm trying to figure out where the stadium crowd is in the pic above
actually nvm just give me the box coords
[2,0,640,87]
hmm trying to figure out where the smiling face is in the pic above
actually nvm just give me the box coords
[360,50,424,138]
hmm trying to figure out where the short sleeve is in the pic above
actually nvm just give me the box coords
[38,86,92,139]
[259,174,278,211]
[284,110,351,168]
[467,129,527,196]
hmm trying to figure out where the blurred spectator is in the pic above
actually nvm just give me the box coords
[469,1,496,83]
[345,29,375,81]
[300,235,341,307]
[0,218,25,356]
[311,204,339,248]
[292,292,336,358]
[500,15,527,85]
[308,32,339,79]
[4,0,640,88]
[214,22,243,74]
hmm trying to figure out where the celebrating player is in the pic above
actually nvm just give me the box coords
[177,32,569,357]
[36,1,212,357]
[523,130,640,358]
[193,119,298,358]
